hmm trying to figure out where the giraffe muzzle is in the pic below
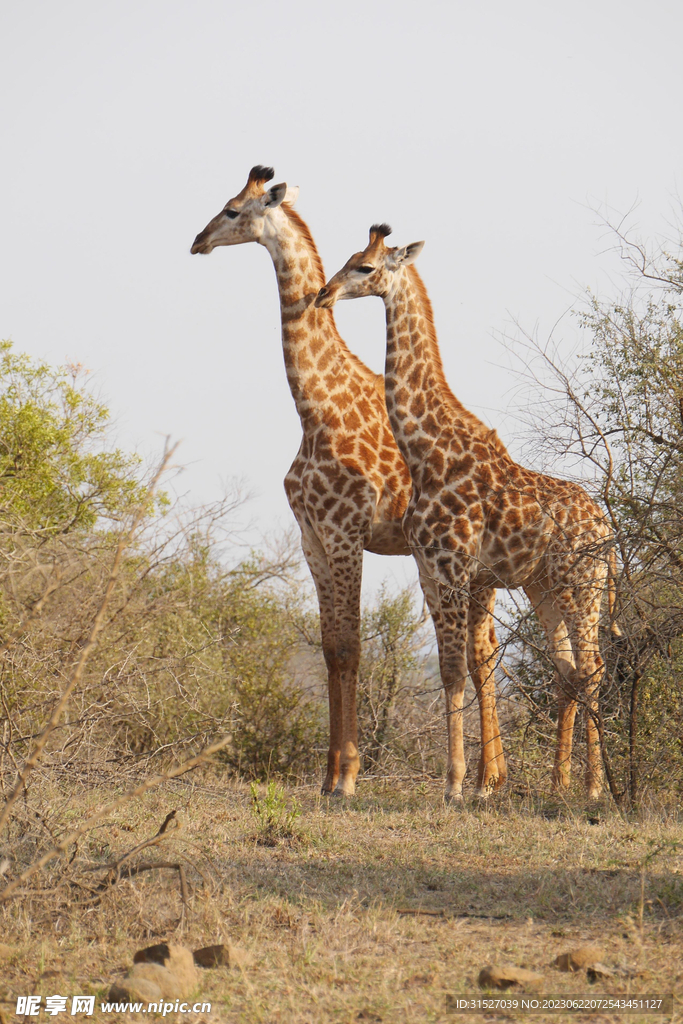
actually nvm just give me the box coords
[190,232,212,255]
[315,286,335,308]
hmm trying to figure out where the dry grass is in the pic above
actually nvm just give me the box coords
[1,777,682,1023]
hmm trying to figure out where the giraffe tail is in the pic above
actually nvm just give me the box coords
[607,546,623,637]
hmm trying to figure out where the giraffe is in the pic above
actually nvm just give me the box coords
[316,224,618,800]
[191,169,506,798]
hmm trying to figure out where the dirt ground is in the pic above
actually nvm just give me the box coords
[1,777,681,1023]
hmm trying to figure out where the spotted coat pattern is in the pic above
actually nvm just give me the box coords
[318,227,615,799]
[192,170,506,797]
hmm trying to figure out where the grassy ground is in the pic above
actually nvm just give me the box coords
[1,777,682,1023]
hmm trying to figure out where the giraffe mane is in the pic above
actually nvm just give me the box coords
[406,264,449,389]
[407,265,505,447]
[281,204,326,287]
[279,204,376,379]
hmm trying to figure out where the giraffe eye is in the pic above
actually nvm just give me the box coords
[224,209,239,220]
[357,265,374,274]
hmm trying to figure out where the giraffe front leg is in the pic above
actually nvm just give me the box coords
[326,544,364,798]
[299,525,342,794]
[468,587,506,799]
[418,555,470,804]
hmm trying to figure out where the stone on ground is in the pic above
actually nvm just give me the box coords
[587,963,615,981]
[132,963,181,998]
[555,945,605,972]
[133,942,172,965]
[193,943,252,968]
[108,975,163,1002]
[131,943,198,994]
[112,943,199,1000]
[478,966,544,990]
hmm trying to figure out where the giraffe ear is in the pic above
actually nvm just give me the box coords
[389,240,425,268]
[283,185,299,206]
[262,182,288,208]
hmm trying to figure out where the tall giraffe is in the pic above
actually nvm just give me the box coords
[191,169,505,797]
[317,224,617,800]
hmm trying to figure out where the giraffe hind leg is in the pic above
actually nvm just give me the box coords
[563,602,605,800]
[468,587,506,799]
[524,585,578,793]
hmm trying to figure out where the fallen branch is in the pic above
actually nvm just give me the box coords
[75,809,188,907]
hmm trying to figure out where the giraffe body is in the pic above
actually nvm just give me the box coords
[192,174,505,797]
[317,226,613,799]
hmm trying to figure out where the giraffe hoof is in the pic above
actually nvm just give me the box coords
[332,782,356,798]
[473,777,502,800]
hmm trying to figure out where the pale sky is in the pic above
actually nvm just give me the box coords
[2,0,682,598]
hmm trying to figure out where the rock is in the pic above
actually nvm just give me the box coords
[131,943,198,995]
[116,944,199,1001]
[587,963,615,982]
[133,942,172,965]
[129,964,183,999]
[132,961,197,1000]
[555,946,605,972]
[109,976,163,1002]
[193,944,229,967]
[478,966,544,990]
[193,943,251,969]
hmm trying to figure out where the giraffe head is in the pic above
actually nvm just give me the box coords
[315,225,424,307]
[191,165,300,254]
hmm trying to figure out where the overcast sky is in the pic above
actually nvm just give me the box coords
[2,0,682,599]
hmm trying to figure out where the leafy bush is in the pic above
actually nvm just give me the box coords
[0,343,325,786]
[249,780,302,846]
[505,218,683,804]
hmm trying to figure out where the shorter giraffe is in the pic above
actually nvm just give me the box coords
[317,225,617,799]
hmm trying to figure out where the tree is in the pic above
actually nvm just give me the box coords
[0,341,146,537]
[508,215,683,805]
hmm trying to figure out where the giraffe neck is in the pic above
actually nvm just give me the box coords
[260,207,369,431]
[382,265,494,473]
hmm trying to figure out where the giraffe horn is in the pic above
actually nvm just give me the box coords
[244,165,275,196]
[368,223,392,247]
